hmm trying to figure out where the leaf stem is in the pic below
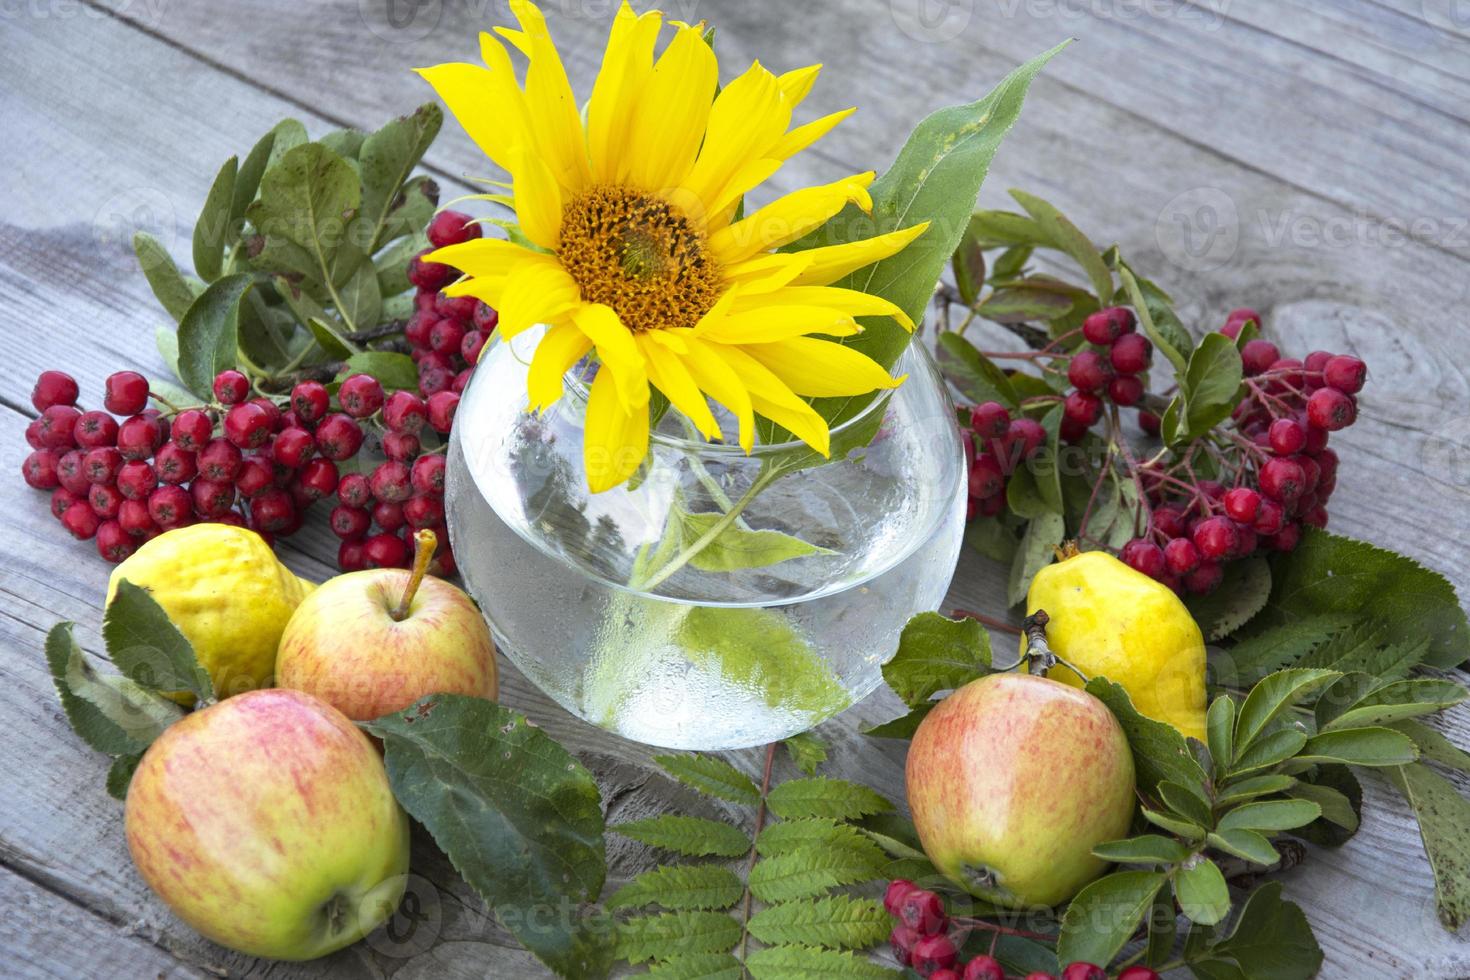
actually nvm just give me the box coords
[628,463,781,593]
[950,608,1023,636]
[738,742,777,971]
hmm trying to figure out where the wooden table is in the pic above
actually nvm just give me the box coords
[3,1,1468,976]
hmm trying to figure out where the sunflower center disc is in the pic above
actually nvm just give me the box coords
[558,186,723,332]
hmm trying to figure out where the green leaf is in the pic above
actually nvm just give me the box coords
[132,232,198,322]
[765,777,893,821]
[319,127,366,160]
[1057,870,1165,969]
[45,622,179,756]
[1295,726,1418,767]
[246,142,360,283]
[783,732,828,776]
[1145,881,1178,968]
[611,814,750,859]
[616,910,740,964]
[951,217,986,307]
[1176,333,1244,442]
[1087,678,1208,796]
[796,41,1068,429]
[747,835,887,902]
[1392,720,1470,775]
[262,117,308,170]
[1261,528,1470,669]
[646,954,743,980]
[991,243,1033,281]
[606,865,742,912]
[103,580,213,700]
[860,704,933,740]
[1092,835,1190,865]
[106,752,143,801]
[1299,624,1430,681]
[673,607,851,720]
[1175,857,1230,925]
[336,255,382,331]
[1285,768,1361,844]
[1388,762,1470,929]
[1007,509,1065,607]
[756,818,864,858]
[175,274,253,399]
[342,350,418,390]
[1320,678,1467,731]
[1206,695,1236,766]
[1217,800,1320,833]
[1228,728,1308,776]
[1008,190,1112,302]
[744,945,903,979]
[1115,260,1188,375]
[655,754,760,806]
[1233,668,1340,753]
[353,103,442,251]
[1212,614,1352,686]
[674,510,832,572]
[306,316,357,360]
[1215,774,1295,806]
[936,332,1019,408]
[1160,781,1214,828]
[363,696,608,979]
[746,895,889,950]
[1142,807,1205,840]
[193,155,238,281]
[1185,557,1270,642]
[1207,829,1280,866]
[882,612,992,708]
[230,125,277,226]
[976,284,1073,323]
[147,377,197,413]
[1189,881,1322,980]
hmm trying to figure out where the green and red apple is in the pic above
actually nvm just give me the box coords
[124,688,409,960]
[906,671,1136,908]
[275,531,497,721]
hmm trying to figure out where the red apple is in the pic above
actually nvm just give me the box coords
[275,530,497,721]
[906,671,1135,908]
[125,688,409,959]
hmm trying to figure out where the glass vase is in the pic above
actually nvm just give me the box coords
[445,325,966,750]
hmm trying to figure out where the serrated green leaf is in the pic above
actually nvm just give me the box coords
[1215,774,1295,806]
[1087,678,1208,796]
[1233,668,1340,753]
[1320,678,1467,732]
[612,814,750,858]
[882,612,992,708]
[193,155,238,281]
[106,752,143,800]
[1388,762,1470,929]
[1206,695,1236,766]
[175,274,253,399]
[47,623,158,756]
[1217,799,1320,833]
[655,754,760,806]
[1213,614,1352,687]
[1207,829,1280,866]
[765,777,893,821]
[616,910,740,964]
[1188,880,1322,980]
[1142,808,1204,840]
[1186,557,1270,642]
[133,232,198,322]
[363,696,608,979]
[607,865,742,912]
[674,509,832,572]
[745,944,903,979]
[1008,509,1065,607]
[1092,835,1190,865]
[782,732,827,776]
[1295,726,1418,767]
[1009,189,1112,302]
[935,331,1019,408]
[103,580,212,700]
[748,835,887,902]
[645,953,743,979]
[746,895,889,950]
[756,818,859,858]
[1175,857,1229,925]
[354,103,442,252]
[1057,870,1164,969]
[794,42,1068,432]
[1228,728,1309,776]
[1262,528,1469,669]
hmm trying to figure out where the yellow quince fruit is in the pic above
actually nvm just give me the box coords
[107,524,315,698]
[1023,546,1207,741]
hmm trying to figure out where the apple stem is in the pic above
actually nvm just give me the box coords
[1020,609,1092,682]
[393,530,438,622]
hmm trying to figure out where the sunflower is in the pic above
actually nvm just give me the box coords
[418,0,929,491]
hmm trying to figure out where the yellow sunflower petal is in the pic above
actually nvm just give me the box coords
[715,345,830,456]
[584,367,649,494]
[570,304,649,411]
[680,61,789,221]
[637,334,719,439]
[734,285,914,330]
[427,237,540,278]
[498,255,582,338]
[587,2,663,183]
[626,24,718,190]
[414,60,531,174]
[698,306,860,344]
[770,107,855,162]
[722,253,814,293]
[709,172,876,264]
[509,147,564,251]
[528,322,593,410]
[681,338,756,452]
[742,337,902,397]
[501,0,590,192]
[788,223,932,286]
[777,64,821,108]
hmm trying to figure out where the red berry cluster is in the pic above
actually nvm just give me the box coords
[962,404,1045,521]
[1118,309,1363,593]
[1063,307,1152,440]
[405,209,498,392]
[884,880,1159,980]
